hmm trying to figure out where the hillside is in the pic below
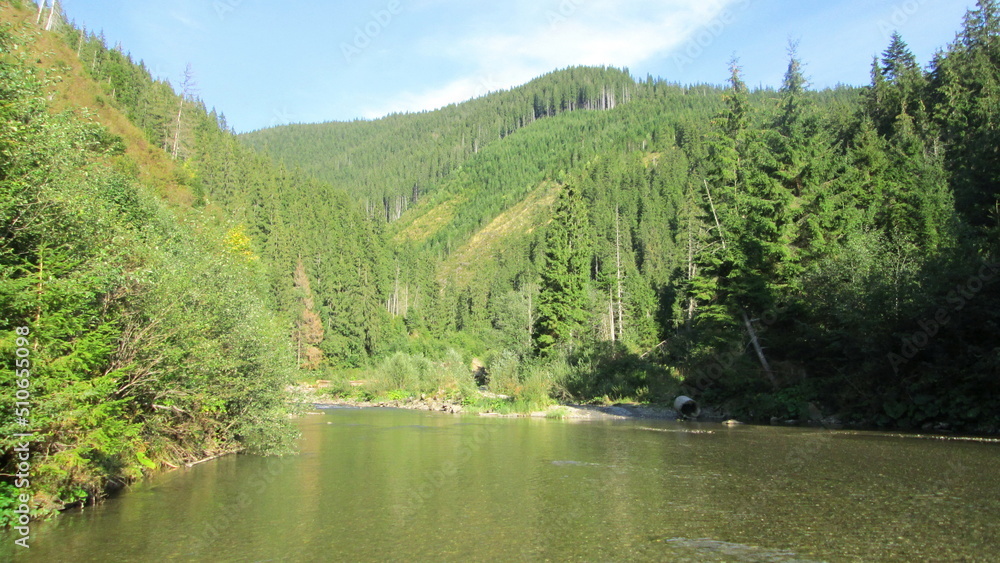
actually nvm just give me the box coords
[240,67,640,209]
[242,68,735,314]
[0,0,386,521]
[241,5,1000,436]
[1,3,192,205]
[4,1,1000,533]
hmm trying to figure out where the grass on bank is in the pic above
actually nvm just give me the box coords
[310,346,683,415]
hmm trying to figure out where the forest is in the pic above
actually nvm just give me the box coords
[247,0,1000,434]
[2,0,999,525]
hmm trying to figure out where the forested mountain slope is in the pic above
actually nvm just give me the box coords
[246,3,1000,434]
[4,0,1000,532]
[0,0,387,522]
[241,67,641,214]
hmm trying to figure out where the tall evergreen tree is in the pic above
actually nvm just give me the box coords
[882,32,920,83]
[534,184,591,355]
[930,0,1000,229]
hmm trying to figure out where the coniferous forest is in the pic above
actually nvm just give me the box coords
[2,0,1000,524]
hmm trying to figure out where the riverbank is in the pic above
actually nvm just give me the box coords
[296,390,1000,438]
[289,383,858,430]
[289,384,729,421]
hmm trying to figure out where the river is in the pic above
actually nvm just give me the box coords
[6,407,1000,561]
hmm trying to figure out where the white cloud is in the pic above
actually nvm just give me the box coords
[169,9,206,31]
[362,0,739,117]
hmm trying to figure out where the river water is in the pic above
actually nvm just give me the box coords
[6,407,1000,561]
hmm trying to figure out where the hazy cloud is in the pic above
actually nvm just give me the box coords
[363,0,737,117]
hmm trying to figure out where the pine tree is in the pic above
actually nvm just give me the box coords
[773,41,813,198]
[930,0,1000,229]
[871,33,930,135]
[534,184,591,355]
[709,58,750,195]
[770,42,840,266]
[881,32,919,83]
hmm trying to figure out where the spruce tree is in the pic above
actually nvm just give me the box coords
[534,184,591,355]
[881,32,919,83]
[930,0,1000,229]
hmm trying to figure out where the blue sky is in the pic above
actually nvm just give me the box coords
[57,0,975,133]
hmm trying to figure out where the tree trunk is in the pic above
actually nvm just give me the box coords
[686,207,697,327]
[171,98,183,159]
[704,179,726,251]
[392,262,401,316]
[526,286,533,348]
[742,309,777,388]
[45,0,57,31]
[35,245,44,323]
[608,286,616,343]
[615,206,624,342]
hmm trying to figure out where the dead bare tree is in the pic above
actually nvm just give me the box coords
[44,0,58,31]
[171,64,197,159]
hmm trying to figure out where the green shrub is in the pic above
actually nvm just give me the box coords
[384,389,412,402]
[486,350,521,395]
[359,350,476,400]
[516,362,558,410]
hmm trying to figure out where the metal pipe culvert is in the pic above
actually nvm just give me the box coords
[674,395,701,418]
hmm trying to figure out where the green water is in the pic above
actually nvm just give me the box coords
[6,407,1000,561]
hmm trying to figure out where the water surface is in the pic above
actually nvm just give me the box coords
[7,408,1000,561]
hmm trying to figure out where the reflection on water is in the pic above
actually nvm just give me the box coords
[5,408,1000,562]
